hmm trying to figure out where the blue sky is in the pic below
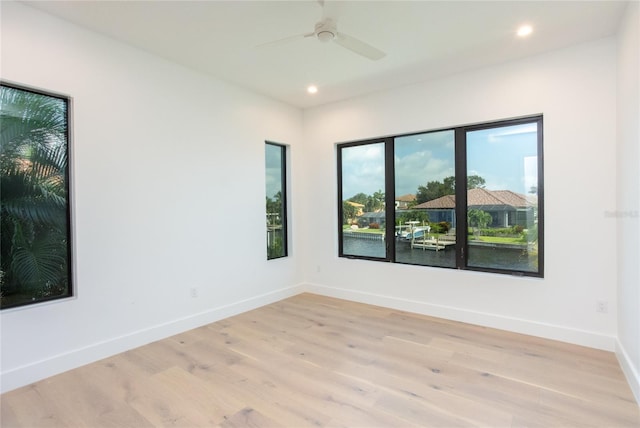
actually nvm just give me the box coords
[394,130,455,197]
[341,142,386,199]
[467,123,538,194]
[341,131,455,199]
[341,122,538,200]
[265,143,283,199]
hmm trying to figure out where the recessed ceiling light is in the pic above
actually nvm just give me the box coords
[517,25,533,37]
[307,85,318,94]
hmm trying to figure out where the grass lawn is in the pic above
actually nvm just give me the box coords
[343,226,384,234]
[474,236,525,244]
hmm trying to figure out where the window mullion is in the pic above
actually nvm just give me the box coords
[385,138,396,262]
[454,128,468,269]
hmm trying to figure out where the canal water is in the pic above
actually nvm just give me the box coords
[343,236,535,271]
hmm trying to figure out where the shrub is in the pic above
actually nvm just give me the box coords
[438,221,450,233]
[369,222,380,229]
[427,222,449,234]
[478,227,514,237]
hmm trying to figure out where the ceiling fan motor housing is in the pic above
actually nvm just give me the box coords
[315,19,337,42]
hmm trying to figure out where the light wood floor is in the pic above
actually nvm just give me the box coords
[1,293,638,427]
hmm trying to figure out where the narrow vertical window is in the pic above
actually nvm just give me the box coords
[396,130,456,268]
[338,141,387,259]
[1,83,73,309]
[465,119,543,274]
[265,142,287,259]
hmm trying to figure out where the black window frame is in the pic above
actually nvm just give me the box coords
[1,81,74,309]
[265,141,288,260]
[337,115,544,278]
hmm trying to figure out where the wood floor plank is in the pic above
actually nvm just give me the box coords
[1,293,637,428]
[373,390,475,427]
[451,346,639,419]
[217,407,283,428]
[0,385,67,428]
[221,365,333,427]
[19,367,154,428]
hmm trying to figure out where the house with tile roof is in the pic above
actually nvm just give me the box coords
[395,194,417,209]
[412,188,537,229]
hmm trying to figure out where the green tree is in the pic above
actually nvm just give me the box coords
[416,176,455,204]
[396,210,430,226]
[342,200,358,224]
[348,193,368,205]
[365,189,385,212]
[468,209,492,231]
[266,191,283,222]
[1,85,70,306]
[416,175,485,204]
[467,175,486,189]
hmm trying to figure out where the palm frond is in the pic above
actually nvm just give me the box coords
[10,235,67,291]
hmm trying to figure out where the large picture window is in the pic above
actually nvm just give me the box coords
[265,142,288,260]
[1,83,73,308]
[338,116,544,277]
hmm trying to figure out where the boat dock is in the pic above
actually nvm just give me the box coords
[410,236,456,251]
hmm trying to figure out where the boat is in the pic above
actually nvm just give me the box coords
[404,226,430,240]
[395,225,411,239]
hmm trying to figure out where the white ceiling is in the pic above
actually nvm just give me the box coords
[23,0,628,109]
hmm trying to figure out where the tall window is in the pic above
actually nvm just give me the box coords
[395,130,456,268]
[1,83,73,309]
[265,142,287,259]
[337,115,544,277]
[339,141,386,259]
[465,121,541,273]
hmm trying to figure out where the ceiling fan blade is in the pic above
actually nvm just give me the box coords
[256,32,315,49]
[335,32,386,60]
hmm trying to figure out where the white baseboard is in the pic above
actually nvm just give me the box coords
[304,283,617,352]
[0,284,305,394]
[616,339,640,404]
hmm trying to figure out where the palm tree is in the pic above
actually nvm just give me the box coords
[1,85,70,307]
[467,209,492,237]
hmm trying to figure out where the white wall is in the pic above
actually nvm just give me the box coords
[616,1,640,403]
[0,2,304,393]
[303,37,619,351]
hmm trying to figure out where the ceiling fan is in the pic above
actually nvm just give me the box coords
[259,1,386,61]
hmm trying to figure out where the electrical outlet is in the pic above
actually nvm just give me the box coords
[596,300,608,313]
[190,287,198,298]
